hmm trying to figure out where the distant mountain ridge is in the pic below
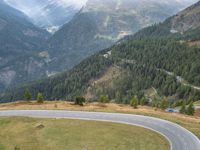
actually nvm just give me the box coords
[44,0,198,74]
[0,0,198,93]
[1,1,200,103]
[171,1,200,33]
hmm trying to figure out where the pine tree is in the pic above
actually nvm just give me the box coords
[160,98,168,110]
[180,102,186,114]
[37,93,44,103]
[99,95,109,103]
[140,97,145,106]
[23,89,32,101]
[75,97,86,106]
[186,102,195,116]
[130,96,138,109]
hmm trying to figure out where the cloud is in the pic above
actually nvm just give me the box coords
[4,0,88,15]
[57,0,88,9]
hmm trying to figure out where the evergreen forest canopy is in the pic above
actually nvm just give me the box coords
[1,2,200,106]
[1,35,200,104]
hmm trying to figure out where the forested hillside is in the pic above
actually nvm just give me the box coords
[43,0,195,74]
[1,36,200,103]
[1,1,200,104]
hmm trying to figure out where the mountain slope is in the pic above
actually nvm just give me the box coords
[0,1,50,91]
[126,1,200,41]
[1,1,200,103]
[44,0,198,74]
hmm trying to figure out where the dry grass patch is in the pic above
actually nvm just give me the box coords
[0,117,169,150]
[0,101,200,138]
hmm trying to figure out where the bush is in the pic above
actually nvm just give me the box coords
[98,95,109,103]
[130,96,138,109]
[75,97,86,106]
[180,102,186,114]
[37,93,44,103]
[140,97,145,106]
[160,98,168,110]
[186,102,195,116]
[23,89,32,101]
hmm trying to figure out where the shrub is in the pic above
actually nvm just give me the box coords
[23,89,32,101]
[160,98,168,110]
[140,97,145,106]
[186,102,195,116]
[130,96,138,109]
[98,95,109,103]
[37,93,44,103]
[180,102,186,114]
[75,97,86,106]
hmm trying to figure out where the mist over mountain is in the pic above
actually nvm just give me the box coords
[4,0,88,30]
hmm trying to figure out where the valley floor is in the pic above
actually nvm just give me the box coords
[0,101,200,139]
[0,117,169,150]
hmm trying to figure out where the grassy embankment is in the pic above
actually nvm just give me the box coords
[0,117,169,150]
[0,101,200,139]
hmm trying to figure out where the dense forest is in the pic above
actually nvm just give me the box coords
[1,3,200,104]
[1,36,200,103]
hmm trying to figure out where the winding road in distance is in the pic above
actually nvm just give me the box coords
[0,110,200,150]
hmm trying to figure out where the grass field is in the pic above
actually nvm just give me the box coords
[0,117,169,150]
[0,101,200,139]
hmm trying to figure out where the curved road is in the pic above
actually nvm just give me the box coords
[0,110,200,150]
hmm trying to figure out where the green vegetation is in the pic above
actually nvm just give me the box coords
[75,97,86,106]
[1,3,200,106]
[37,93,44,103]
[130,96,138,109]
[0,117,169,150]
[3,37,200,104]
[160,98,168,110]
[180,101,195,116]
[23,89,32,101]
[180,102,186,114]
[186,102,195,116]
[98,95,109,103]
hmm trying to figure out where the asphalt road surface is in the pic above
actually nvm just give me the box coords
[0,110,200,150]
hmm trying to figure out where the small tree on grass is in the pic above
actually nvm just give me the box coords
[140,97,145,106]
[24,89,32,101]
[180,101,186,114]
[75,97,86,106]
[160,98,168,110]
[130,96,138,109]
[99,95,109,103]
[186,102,195,116]
[37,93,44,103]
